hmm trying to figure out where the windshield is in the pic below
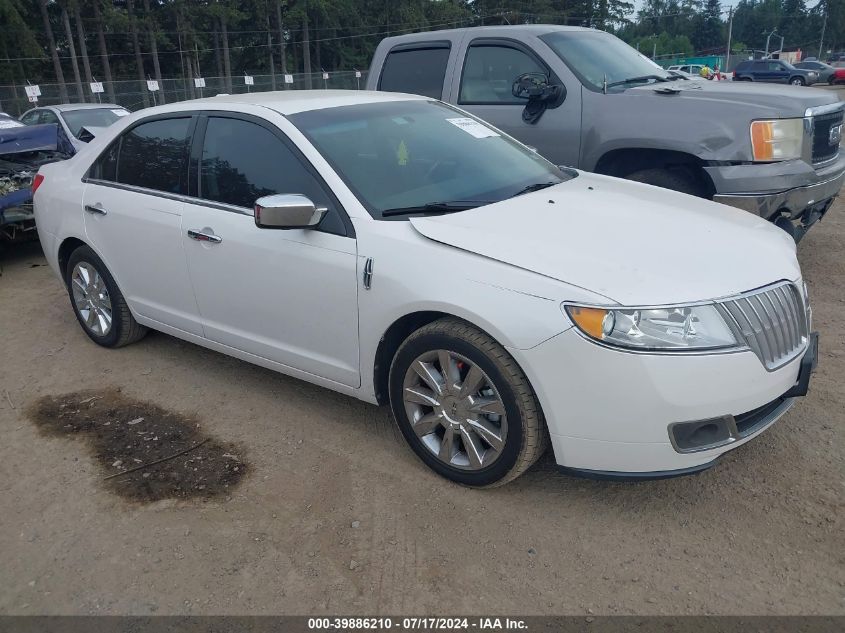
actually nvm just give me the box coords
[540,31,672,91]
[60,107,129,138]
[289,100,571,219]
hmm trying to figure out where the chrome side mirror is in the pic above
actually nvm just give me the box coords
[254,194,327,230]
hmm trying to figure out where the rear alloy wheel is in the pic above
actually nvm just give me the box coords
[389,318,547,487]
[65,245,147,348]
[790,76,805,86]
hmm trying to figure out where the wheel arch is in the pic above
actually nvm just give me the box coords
[58,236,88,283]
[593,147,715,197]
[372,310,541,408]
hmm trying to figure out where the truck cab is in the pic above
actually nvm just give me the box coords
[367,25,845,240]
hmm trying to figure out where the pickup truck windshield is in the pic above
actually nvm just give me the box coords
[289,100,571,219]
[541,31,672,92]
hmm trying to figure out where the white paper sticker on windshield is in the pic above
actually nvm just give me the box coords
[111,109,129,116]
[446,117,500,139]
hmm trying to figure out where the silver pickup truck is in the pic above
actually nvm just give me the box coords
[367,25,844,240]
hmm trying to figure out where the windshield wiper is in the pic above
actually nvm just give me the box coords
[511,181,559,197]
[381,200,491,217]
[606,74,669,89]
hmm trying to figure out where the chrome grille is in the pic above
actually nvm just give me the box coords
[717,283,808,371]
[812,109,843,164]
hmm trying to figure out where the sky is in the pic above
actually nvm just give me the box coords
[630,0,823,13]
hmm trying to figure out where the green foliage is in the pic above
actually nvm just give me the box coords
[1,0,842,91]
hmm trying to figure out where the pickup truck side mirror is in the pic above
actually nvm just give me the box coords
[254,194,327,230]
[511,73,565,125]
[511,72,565,104]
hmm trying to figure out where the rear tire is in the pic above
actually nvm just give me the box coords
[626,167,706,198]
[388,318,547,487]
[65,245,147,348]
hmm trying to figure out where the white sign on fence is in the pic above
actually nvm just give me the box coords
[244,75,254,86]
[90,81,104,94]
[27,95,38,103]
[25,84,41,98]
[355,70,362,78]
[322,72,329,80]
[147,80,160,91]
[284,74,294,84]
[194,77,206,88]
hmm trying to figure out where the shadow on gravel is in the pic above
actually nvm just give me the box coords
[28,388,248,502]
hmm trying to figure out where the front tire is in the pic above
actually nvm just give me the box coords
[65,245,147,348]
[389,318,547,487]
[790,76,805,86]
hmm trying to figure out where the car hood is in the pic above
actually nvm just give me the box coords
[631,80,838,117]
[408,172,800,306]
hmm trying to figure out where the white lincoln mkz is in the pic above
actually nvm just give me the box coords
[33,91,817,486]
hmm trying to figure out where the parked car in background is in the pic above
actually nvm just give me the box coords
[829,65,845,84]
[368,25,843,240]
[794,60,836,83]
[666,69,705,81]
[668,63,706,77]
[827,52,845,63]
[1,121,71,252]
[20,104,129,153]
[33,91,817,485]
[733,59,818,85]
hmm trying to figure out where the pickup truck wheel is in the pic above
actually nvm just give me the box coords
[389,318,547,487]
[789,76,805,86]
[626,167,705,198]
[65,245,147,348]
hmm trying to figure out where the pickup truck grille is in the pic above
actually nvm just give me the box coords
[812,109,843,164]
[717,282,808,371]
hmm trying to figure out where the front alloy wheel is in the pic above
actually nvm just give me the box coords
[402,349,508,470]
[389,318,547,487]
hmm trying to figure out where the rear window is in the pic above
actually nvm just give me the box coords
[379,45,450,99]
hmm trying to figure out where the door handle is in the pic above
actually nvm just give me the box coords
[84,204,107,216]
[187,229,222,244]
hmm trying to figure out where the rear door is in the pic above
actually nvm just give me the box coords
[451,38,580,167]
[82,114,203,335]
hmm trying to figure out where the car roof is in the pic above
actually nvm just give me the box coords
[38,103,125,112]
[151,90,428,116]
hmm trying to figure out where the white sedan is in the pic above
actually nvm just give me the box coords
[32,91,817,486]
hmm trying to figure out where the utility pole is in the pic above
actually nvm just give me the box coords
[819,3,828,59]
[765,29,778,57]
[725,6,734,72]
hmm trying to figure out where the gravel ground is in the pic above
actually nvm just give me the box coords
[0,200,843,616]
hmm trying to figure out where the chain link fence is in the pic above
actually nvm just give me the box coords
[0,70,369,117]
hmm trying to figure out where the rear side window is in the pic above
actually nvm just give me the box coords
[379,46,450,99]
[116,117,191,193]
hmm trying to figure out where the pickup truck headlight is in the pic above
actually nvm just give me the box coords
[750,118,803,161]
[564,304,737,351]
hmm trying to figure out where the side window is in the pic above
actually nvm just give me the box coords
[20,110,40,125]
[91,140,119,181]
[459,44,546,104]
[769,62,784,71]
[116,117,191,193]
[40,110,60,125]
[199,117,345,235]
[379,46,450,99]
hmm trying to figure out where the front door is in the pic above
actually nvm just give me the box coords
[181,114,360,387]
[82,115,203,336]
[451,39,581,167]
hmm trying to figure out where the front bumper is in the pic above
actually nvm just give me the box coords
[512,328,817,476]
[707,151,845,237]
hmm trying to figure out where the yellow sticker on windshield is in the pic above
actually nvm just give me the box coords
[397,140,409,166]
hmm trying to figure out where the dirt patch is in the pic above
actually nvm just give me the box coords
[27,388,248,502]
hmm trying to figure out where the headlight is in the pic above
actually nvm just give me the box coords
[750,118,804,161]
[564,304,737,351]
